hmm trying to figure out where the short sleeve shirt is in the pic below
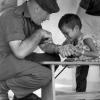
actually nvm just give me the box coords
[0,2,42,61]
[63,33,99,60]
[0,2,45,80]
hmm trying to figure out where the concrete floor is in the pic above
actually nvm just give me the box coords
[56,81,100,100]
[56,91,100,100]
[8,81,100,100]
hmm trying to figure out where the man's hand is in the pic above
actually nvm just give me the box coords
[59,44,75,58]
[39,29,52,40]
[39,29,59,54]
[9,29,52,59]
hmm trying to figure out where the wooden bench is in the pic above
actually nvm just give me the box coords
[41,61,100,100]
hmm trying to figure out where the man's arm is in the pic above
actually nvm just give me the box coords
[39,39,69,54]
[39,42,60,54]
[39,31,61,54]
[9,29,51,59]
[39,39,75,58]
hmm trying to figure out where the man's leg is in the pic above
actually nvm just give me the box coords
[0,53,60,99]
[76,65,89,92]
[0,81,9,100]
[6,64,51,99]
[25,53,60,63]
[25,53,60,69]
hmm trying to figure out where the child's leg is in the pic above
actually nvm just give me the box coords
[76,65,89,92]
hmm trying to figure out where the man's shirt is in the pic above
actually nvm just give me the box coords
[0,2,60,80]
[0,2,42,62]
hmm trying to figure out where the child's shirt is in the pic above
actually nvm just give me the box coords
[63,33,100,61]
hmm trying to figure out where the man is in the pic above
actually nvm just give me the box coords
[76,0,100,92]
[0,0,17,12]
[0,0,75,99]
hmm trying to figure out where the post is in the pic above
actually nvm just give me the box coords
[42,64,56,100]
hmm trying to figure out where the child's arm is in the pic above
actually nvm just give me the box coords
[76,38,99,58]
[83,38,98,57]
[60,40,76,58]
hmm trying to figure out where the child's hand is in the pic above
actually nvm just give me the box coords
[59,44,75,58]
[74,49,83,57]
[74,51,82,57]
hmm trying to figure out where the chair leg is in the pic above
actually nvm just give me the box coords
[42,65,56,100]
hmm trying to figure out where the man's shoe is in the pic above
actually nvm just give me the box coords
[13,93,41,100]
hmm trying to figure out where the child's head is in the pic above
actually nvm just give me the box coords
[58,14,82,39]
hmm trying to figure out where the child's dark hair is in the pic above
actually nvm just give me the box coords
[58,14,82,30]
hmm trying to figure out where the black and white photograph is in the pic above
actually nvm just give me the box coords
[0,0,100,100]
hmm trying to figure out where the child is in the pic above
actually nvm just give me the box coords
[58,14,99,92]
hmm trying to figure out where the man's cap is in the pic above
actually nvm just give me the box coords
[35,0,60,14]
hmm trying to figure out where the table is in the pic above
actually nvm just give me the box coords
[41,61,100,100]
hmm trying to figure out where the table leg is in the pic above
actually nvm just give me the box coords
[42,64,56,100]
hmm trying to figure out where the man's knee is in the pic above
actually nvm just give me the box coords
[6,67,52,91]
[41,73,51,86]
[34,67,52,86]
